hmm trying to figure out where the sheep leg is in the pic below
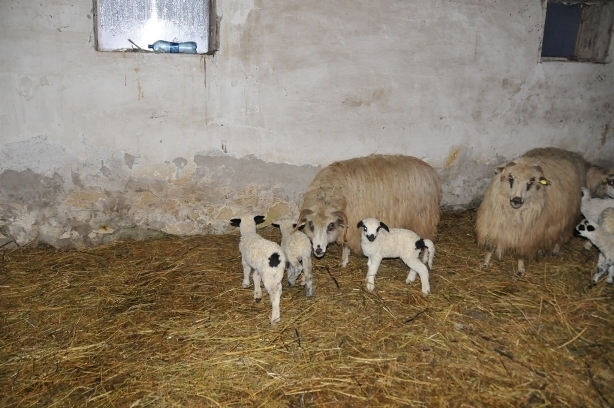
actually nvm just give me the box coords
[552,243,560,257]
[366,256,382,292]
[302,256,314,297]
[252,270,263,302]
[242,259,252,288]
[403,258,431,295]
[593,253,609,283]
[341,246,351,268]
[481,251,493,269]
[262,270,283,324]
[287,263,299,288]
[267,281,282,324]
[517,258,525,276]
[607,265,614,284]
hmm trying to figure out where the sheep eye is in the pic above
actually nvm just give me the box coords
[508,175,513,188]
[363,226,368,232]
[527,177,534,191]
[308,221,314,230]
[327,222,335,232]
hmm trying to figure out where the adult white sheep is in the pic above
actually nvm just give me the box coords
[358,217,434,294]
[475,147,587,275]
[230,215,286,324]
[272,217,314,297]
[298,154,441,267]
[575,208,614,284]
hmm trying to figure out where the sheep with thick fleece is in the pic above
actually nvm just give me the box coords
[476,147,587,275]
[272,217,314,297]
[575,208,614,284]
[358,218,434,294]
[230,215,286,324]
[298,154,441,268]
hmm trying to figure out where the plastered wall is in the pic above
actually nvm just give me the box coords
[1,0,613,248]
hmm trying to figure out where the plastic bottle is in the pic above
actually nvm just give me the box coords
[148,40,197,54]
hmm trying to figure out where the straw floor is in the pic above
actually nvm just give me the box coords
[1,210,613,407]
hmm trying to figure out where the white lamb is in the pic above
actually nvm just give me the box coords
[580,188,614,250]
[272,217,314,297]
[357,217,434,294]
[230,215,286,324]
[575,208,614,284]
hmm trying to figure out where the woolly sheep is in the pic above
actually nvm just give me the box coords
[298,154,441,268]
[272,217,314,297]
[357,218,434,294]
[575,208,614,284]
[476,147,587,275]
[230,215,286,324]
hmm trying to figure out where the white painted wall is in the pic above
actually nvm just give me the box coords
[0,0,613,247]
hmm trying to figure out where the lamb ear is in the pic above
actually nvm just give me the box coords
[230,218,241,227]
[379,222,390,232]
[254,215,266,225]
[357,220,364,228]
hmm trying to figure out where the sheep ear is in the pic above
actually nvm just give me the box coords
[254,215,266,225]
[332,210,348,228]
[495,166,505,174]
[533,164,544,173]
[357,220,364,228]
[539,177,550,186]
[379,222,390,232]
[298,208,313,224]
[230,218,241,227]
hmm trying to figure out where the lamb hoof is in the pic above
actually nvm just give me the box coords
[254,298,262,303]
[516,270,525,277]
[607,277,614,284]
[480,262,489,270]
[306,289,314,297]
[270,318,280,325]
[242,283,250,289]
[287,281,295,288]
[366,283,375,292]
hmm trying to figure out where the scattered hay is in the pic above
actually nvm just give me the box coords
[1,210,613,407]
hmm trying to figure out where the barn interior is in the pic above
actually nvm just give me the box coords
[1,0,614,406]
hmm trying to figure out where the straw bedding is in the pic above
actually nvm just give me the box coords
[1,210,613,407]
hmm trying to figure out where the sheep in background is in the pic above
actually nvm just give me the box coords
[575,208,614,284]
[358,218,434,294]
[587,166,614,198]
[298,154,441,268]
[476,147,586,275]
[230,215,286,324]
[272,217,314,297]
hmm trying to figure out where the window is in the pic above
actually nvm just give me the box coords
[94,0,218,54]
[541,0,614,63]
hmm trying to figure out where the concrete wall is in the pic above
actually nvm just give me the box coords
[1,0,613,248]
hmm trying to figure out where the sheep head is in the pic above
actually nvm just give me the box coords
[357,218,389,242]
[298,208,347,258]
[496,159,550,209]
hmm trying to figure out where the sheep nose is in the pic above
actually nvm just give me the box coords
[314,246,323,257]
[367,235,375,242]
[510,197,523,208]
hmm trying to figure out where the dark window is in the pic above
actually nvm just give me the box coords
[541,1,614,63]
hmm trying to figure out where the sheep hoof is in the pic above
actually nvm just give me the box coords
[242,283,250,289]
[306,289,314,297]
[270,317,281,325]
[366,283,375,292]
[287,281,295,288]
[254,298,262,303]
[516,269,525,277]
